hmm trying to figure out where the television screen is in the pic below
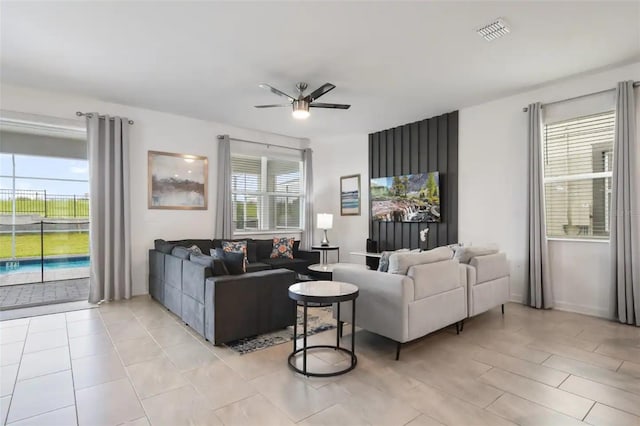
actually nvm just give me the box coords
[370,172,440,222]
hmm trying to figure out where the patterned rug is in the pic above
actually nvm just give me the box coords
[224,306,336,355]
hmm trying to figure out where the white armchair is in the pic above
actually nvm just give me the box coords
[333,258,467,360]
[462,252,510,318]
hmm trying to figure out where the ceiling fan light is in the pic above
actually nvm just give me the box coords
[292,109,310,119]
[292,99,310,120]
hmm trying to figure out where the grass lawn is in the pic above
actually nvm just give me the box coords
[0,232,89,258]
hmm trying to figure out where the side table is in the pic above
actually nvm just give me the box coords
[311,245,340,264]
[287,280,358,377]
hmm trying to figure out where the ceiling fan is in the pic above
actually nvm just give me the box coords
[255,82,351,119]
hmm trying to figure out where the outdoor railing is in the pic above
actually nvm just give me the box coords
[0,189,89,218]
[0,220,90,285]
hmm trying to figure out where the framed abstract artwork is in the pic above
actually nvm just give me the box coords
[148,150,208,210]
[340,174,361,216]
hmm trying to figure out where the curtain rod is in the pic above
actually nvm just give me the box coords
[76,111,134,125]
[219,135,306,152]
[522,81,639,112]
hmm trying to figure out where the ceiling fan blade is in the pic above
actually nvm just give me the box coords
[305,83,336,102]
[254,104,291,108]
[309,102,351,109]
[258,83,295,101]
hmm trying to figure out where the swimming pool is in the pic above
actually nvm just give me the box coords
[1,256,90,274]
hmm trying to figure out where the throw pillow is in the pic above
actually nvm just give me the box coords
[270,237,294,259]
[210,248,225,259]
[388,246,454,275]
[188,245,202,255]
[154,239,176,254]
[222,240,247,261]
[221,251,245,275]
[170,246,192,260]
[454,246,499,264]
[377,248,410,272]
[190,253,229,276]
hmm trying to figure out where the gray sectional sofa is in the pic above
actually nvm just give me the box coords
[149,238,319,344]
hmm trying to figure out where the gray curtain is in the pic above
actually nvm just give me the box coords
[301,148,314,250]
[526,103,554,309]
[215,135,233,239]
[87,114,132,303]
[611,81,639,326]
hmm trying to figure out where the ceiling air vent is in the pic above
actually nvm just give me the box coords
[476,18,511,41]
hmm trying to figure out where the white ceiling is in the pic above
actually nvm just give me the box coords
[2,1,639,139]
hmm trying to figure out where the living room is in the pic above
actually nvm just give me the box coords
[1,1,639,426]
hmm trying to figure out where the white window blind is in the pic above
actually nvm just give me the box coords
[542,110,615,240]
[231,155,303,232]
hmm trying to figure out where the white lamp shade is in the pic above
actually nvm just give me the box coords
[317,213,333,230]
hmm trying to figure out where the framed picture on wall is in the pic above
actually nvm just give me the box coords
[340,174,361,216]
[148,150,208,210]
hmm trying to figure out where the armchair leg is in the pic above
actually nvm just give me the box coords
[456,321,460,335]
[501,304,505,315]
[395,342,401,361]
[460,319,464,332]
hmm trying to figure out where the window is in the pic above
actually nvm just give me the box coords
[0,153,89,218]
[542,111,615,239]
[231,154,303,232]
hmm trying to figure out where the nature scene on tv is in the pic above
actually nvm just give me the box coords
[371,172,440,222]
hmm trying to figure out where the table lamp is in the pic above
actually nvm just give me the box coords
[317,213,333,246]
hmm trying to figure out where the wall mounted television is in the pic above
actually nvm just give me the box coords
[370,172,440,222]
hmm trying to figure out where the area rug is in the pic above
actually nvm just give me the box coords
[224,306,336,355]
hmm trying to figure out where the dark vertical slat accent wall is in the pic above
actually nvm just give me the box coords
[369,111,458,251]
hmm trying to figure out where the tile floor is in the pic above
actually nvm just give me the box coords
[0,297,639,426]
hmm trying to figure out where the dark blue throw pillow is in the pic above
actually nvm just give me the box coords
[221,251,245,275]
[190,253,229,276]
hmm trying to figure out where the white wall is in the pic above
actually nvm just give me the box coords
[311,133,370,264]
[0,83,308,296]
[459,61,640,318]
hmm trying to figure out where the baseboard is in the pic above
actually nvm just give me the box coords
[509,294,612,320]
[553,300,613,320]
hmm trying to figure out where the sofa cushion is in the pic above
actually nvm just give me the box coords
[270,237,295,259]
[255,239,273,260]
[190,253,229,276]
[454,246,499,264]
[408,260,461,299]
[154,239,176,254]
[388,247,453,275]
[246,262,271,273]
[247,240,258,263]
[221,251,245,275]
[171,246,192,260]
[260,258,311,274]
[470,252,509,283]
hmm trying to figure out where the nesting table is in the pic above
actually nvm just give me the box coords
[287,280,359,377]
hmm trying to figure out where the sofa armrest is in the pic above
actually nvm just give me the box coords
[182,260,212,304]
[333,265,414,342]
[470,253,509,283]
[295,249,320,264]
[204,269,297,344]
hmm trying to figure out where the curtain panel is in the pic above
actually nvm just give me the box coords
[611,81,640,326]
[526,103,554,309]
[301,148,314,250]
[87,114,132,303]
[215,135,233,239]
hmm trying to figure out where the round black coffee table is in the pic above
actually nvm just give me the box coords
[288,281,358,377]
